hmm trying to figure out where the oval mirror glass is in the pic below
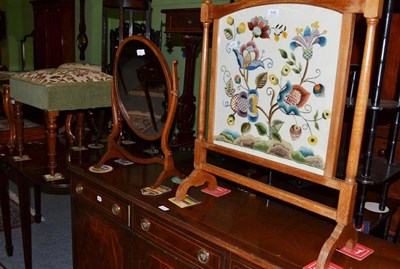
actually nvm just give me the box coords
[114,36,168,140]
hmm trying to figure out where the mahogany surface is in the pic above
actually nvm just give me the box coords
[69,157,400,269]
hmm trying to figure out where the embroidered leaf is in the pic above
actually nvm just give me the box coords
[314,111,319,130]
[293,68,300,74]
[255,72,268,89]
[255,122,268,136]
[279,49,288,59]
[290,52,296,61]
[225,78,235,97]
[272,119,284,132]
[272,132,282,142]
[241,122,251,134]
[298,62,303,72]
[286,60,294,66]
[314,111,318,120]
[224,28,233,40]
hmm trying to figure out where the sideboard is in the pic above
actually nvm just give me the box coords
[69,158,400,269]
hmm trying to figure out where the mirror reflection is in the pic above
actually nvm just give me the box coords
[115,39,167,139]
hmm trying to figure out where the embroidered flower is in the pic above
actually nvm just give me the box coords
[229,90,259,123]
[233,41,265,71]
[289,22,327,60]
[248,16,271,39]
[277,81,310,115]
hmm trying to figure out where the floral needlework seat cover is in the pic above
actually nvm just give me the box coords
[9,66,112,111]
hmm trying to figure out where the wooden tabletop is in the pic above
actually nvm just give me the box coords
[68,157,400,269]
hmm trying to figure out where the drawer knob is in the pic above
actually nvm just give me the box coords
[112,204,120,215]
[141,218,151,231]
[75,184,83,194]
[197,249,210,264]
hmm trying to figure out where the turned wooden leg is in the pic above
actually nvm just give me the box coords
[2,85,16,152]
[76,111,85,147]
[45,111,59,177]
[14,102,25,158]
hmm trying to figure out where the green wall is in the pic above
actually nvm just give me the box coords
[2,0,229,133]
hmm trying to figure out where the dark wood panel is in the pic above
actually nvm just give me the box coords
[72,196,133,269]
[31,0,75,69]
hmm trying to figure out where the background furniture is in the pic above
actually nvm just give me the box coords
[69,158,400,269]
[31,0,75,69]
[0,9,6,70]
[101,0,151,74]
[350,0,400,233]
[162,8,202,149]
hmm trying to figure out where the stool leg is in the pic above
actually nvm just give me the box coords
[14,102,24,158]
[0,169,13,256]
[45,111,59,177]
[3,85,15,152]
[76,111,85,147]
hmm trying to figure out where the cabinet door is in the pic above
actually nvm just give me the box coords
[133,234,198,269]
[32,1,75,69]
[72,198,133,269]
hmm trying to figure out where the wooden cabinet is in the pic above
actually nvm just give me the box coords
[71,180,133,269]
[69,162,400,269]
[133,235,200,269]
[133,208,225,268]
[31,0,75,69]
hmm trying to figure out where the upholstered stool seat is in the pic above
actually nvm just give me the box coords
[9,65,112,179]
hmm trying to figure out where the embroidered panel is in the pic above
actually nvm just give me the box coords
[211,4,342,175]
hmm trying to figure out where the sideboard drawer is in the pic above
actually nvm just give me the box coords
[71,178,130,227]
[134,208,225,268]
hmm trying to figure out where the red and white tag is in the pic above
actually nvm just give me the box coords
[201,186,231,197]
[337,243,374,261]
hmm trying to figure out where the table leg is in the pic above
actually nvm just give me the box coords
[45,111,59,177]
[17,173,32,269]
[0,168,13,256]
[33,184,42,223]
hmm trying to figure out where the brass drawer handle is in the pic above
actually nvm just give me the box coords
[75,184,83,194]
[197,249,210,264]
[112,204,120,215]
[140,218,151,232]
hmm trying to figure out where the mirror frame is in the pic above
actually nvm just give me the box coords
[115,36,168,141]
[95,35,182,186]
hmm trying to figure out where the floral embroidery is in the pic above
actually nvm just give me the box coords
[216,11,335,171]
